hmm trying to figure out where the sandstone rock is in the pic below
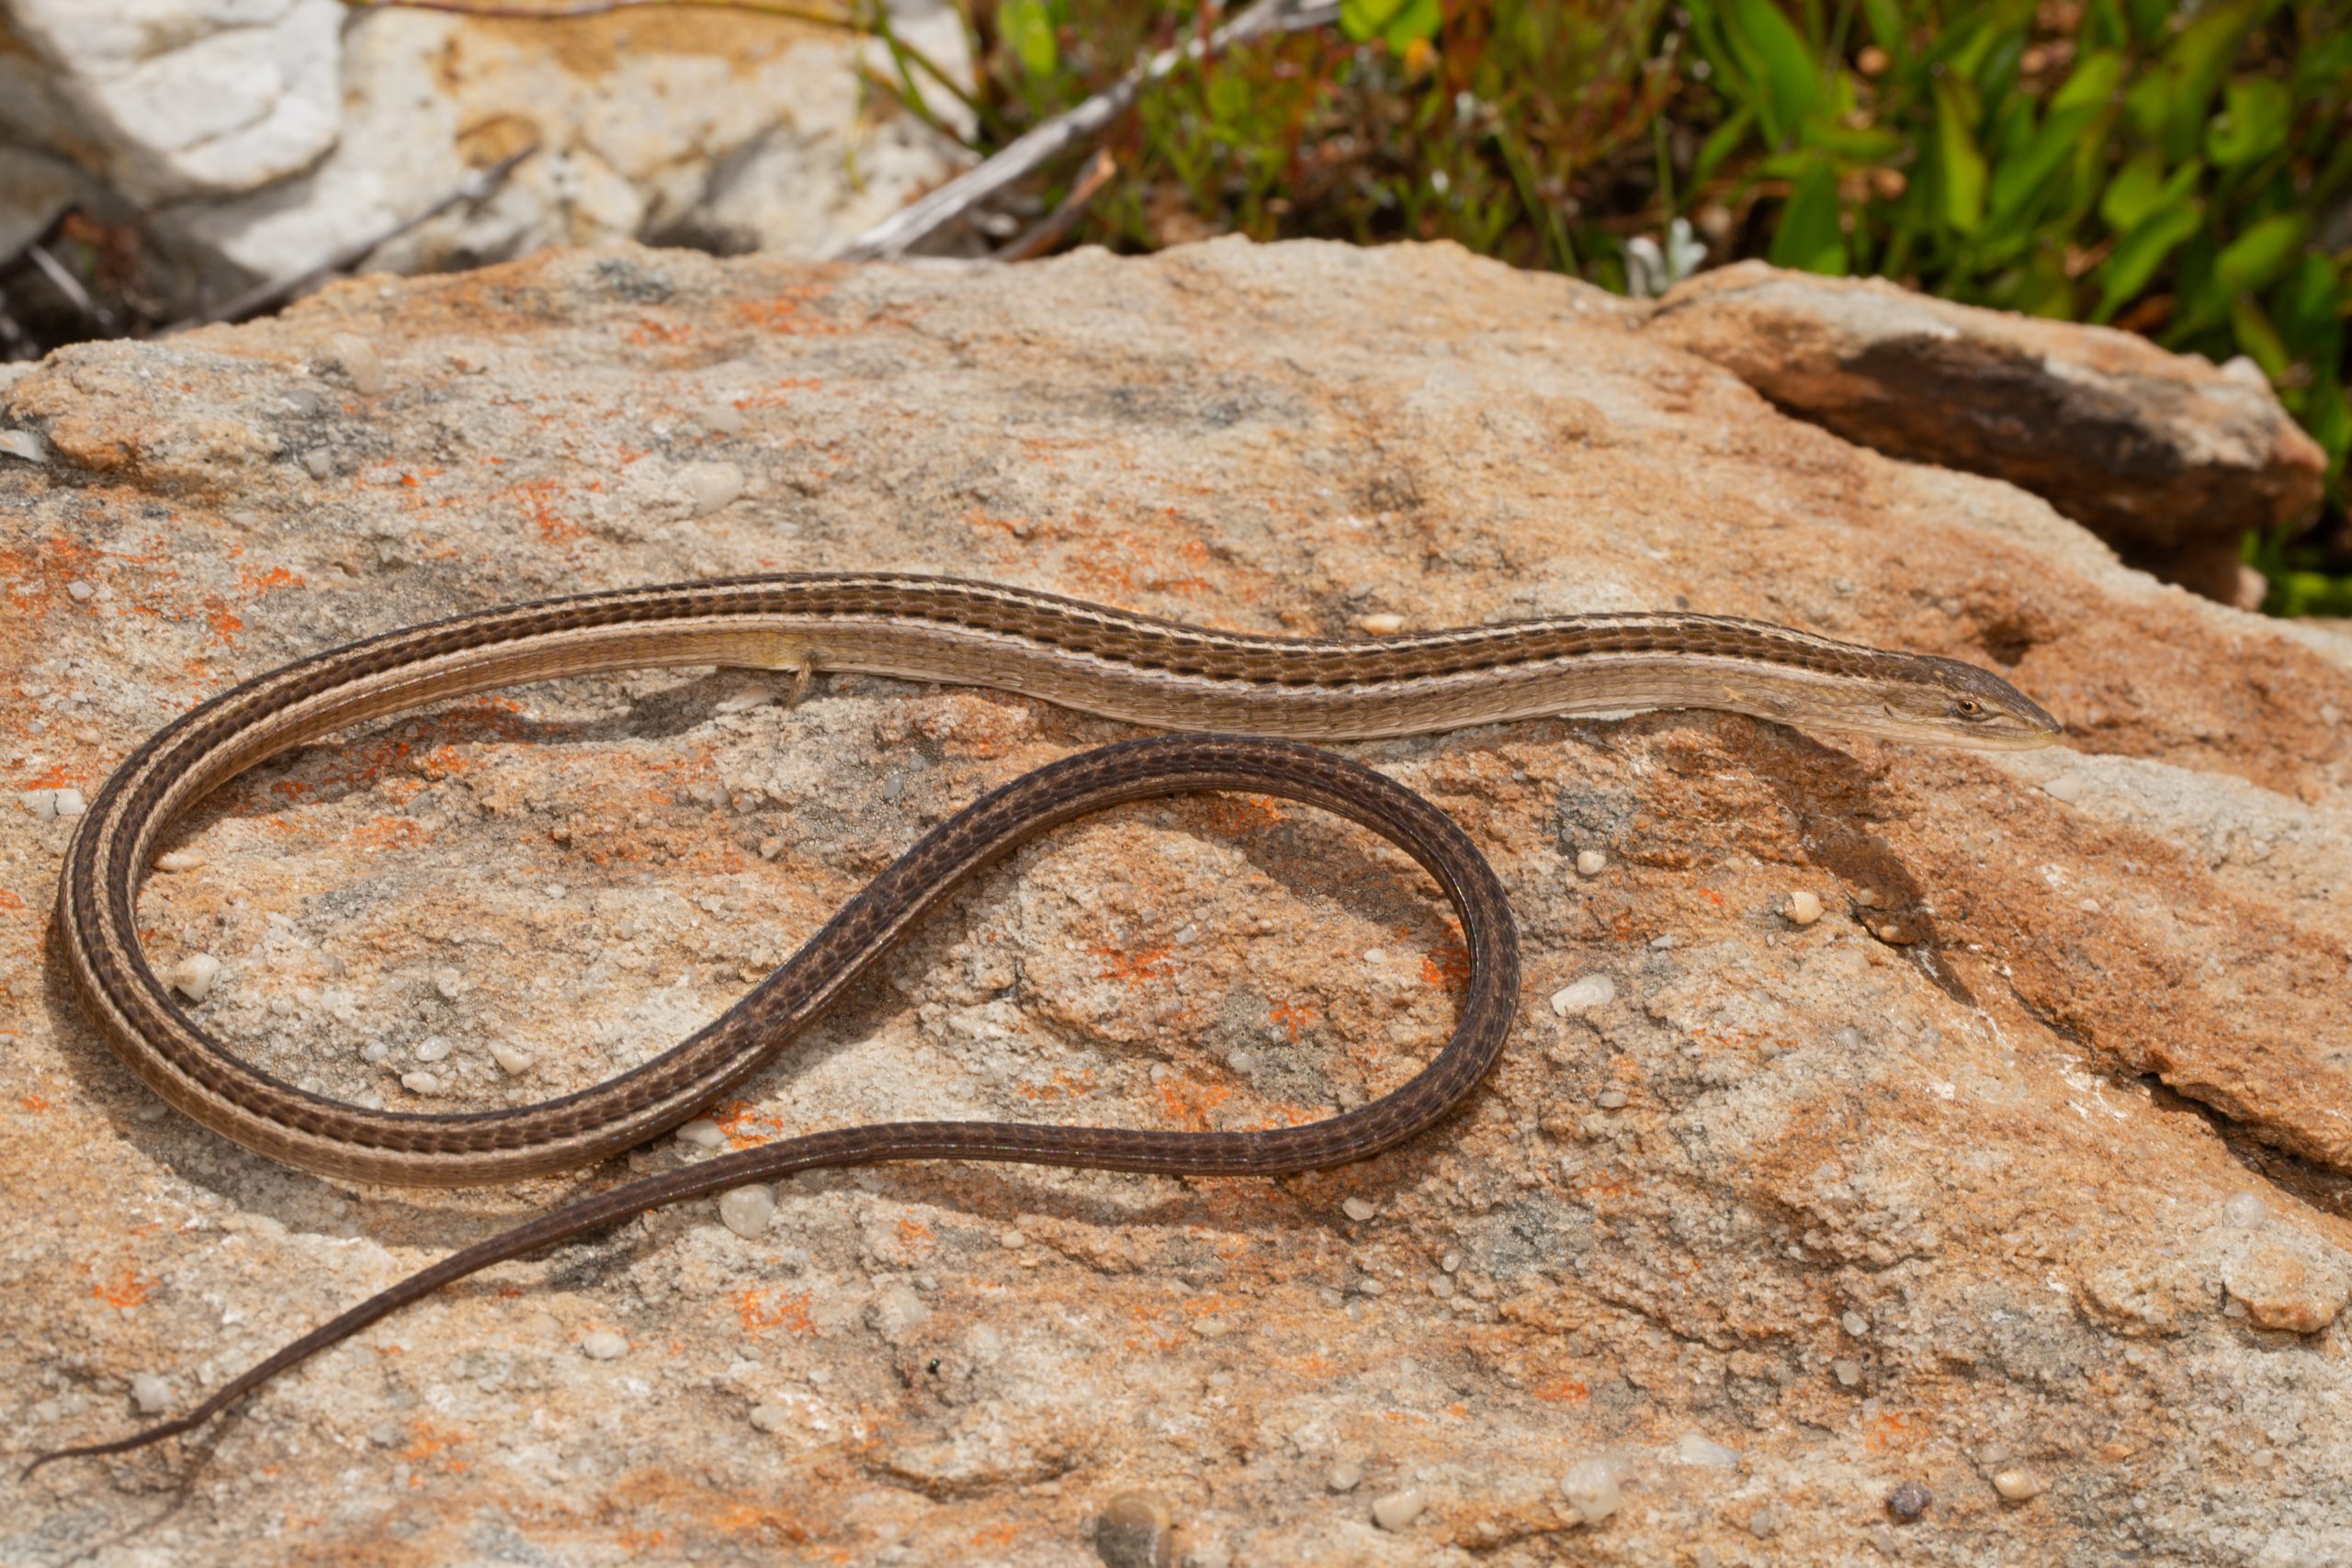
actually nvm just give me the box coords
[1648,260,2327,604]
[3,239,2349,1566]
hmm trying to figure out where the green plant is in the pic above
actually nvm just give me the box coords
[904,1,2352,611]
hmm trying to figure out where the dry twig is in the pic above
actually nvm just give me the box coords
[833,0,1340,263]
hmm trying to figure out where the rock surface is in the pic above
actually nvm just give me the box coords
[1,2,972,302]
[3,239,2350,1566]
[1648,260,2328,607]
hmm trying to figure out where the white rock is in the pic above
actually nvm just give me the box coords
[1550,974,1616,1015]
[1784,890,1823,925]
[1992,1467,2046,1501]
[1370,1487,1426,1530]
[167,953,223,1001]
[2041,773,2085,803]
[1341,1197,1377,1222]
[580,1328,628,1360]
[750,1402,792,1433]
[1357,612,1405,635]
[1674,1431,1741,1468]
[1560,1457,1621,1524]
[0,426,55,465]
[326,333,386,395]
[154,849,206,873]
[491,1044,535,1077]
[400,1070,441,1095]
[1575,850,1607,877]
[682,461,745,517]
[718,1184,775,1239]
[6,0,345,205]
[676,1119,727,1150]
[51,787,85,818]
[130,1373,174,1415]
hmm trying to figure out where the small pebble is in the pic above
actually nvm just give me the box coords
[2041,773,2085,804]
[1575,850,1607,877]
[1648,933,1677,950]
[1559,1457,1620,1524]
[1784,890,1823,926]
[1834,1358,1863,1387]
[413,1036,452,1063]
[1596,1089,1629,1110]
[1842,1311,1869,1336]
[492,1044,535,1077]
[1886,1480,1931,1520]
[328,333,386,395]
[362,1041,390,1064]
[1549,975,1615,1016]
[130,1374,173,1415]
[758,837,786,861]
[1747,1506,1779,1540]
[168,953,223,1001]
[677,1119,727,1150]
[1341,1198,1377,1222]
[718,1184,776,1239]
[1326,1461,1364,1493]
[154,850,206,873]
[1370,1487,1427,1531]
[303,448,333,479]
[1094,1490,1174,1568]
[580,1329,628,1360]
[1001,1229,1028,1248]
[1992,1467,2046,1501]
[0,428,51,463]
[66,580,95,602]
[400,1071,441,1095]
[1357,613,1406,636]
[684,460,745,516]
[2224,1191,2268,1229]
[51,787,85,818]
[749,1403,791,1433]
[701,400,746,435]
[1675,1431,1741,1468]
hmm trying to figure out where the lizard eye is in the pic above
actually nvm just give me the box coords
[1953,697,1984,718]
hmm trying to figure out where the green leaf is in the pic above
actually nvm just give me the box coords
[1987,51,2120,220]
[1341,0,1441,49]
[1770,162,1850,275]
[2308,377,2351,479]
[1693,105,1758,186]
[2278,253,2344,349]
[1799,118,1906,161]
[2125,0,2275,162]
[2098,149,2167,232]
[2205,77,2291,168]
[2092,197,2203,321]
[1728,0,1825,143]
[1861,0,1905,54]
[1932,76,1987,232]
[2216,212,2310,297]
[997,0,1057,78]
[2229,295,2292,381]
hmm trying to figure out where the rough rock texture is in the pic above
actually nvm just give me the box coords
[3,240,2350,1567]
[1648,260,2328,607]
[0,2,972,301]
[0,0,344,205]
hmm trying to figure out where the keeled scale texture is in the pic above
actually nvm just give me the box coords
[2,241,2348,1565]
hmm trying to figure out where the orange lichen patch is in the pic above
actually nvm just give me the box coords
[969,1523,1020,1550]
[732,1286,814,1335]
[1190,795,1284,841]
[500,478,587,545]
[895,1218,933,1251]
[1015,1067,1100,1102]
[203,598,245,645]
[237,565,305,595]
[1090,943,1173,989]
[733,377,824,409]
[90,1265,154,1309]
[1156,1075,1232,1131]
[710,1098,794,1149]
[1864,1410,1931,1453]
[1269,1000,1317,1040]
[1531,1376,1590,1403]
[1420,937,1470,993]
[734,285,849,335]
[19,1095,51,1111]
[350,816,430,856]
[628,317,695,346]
